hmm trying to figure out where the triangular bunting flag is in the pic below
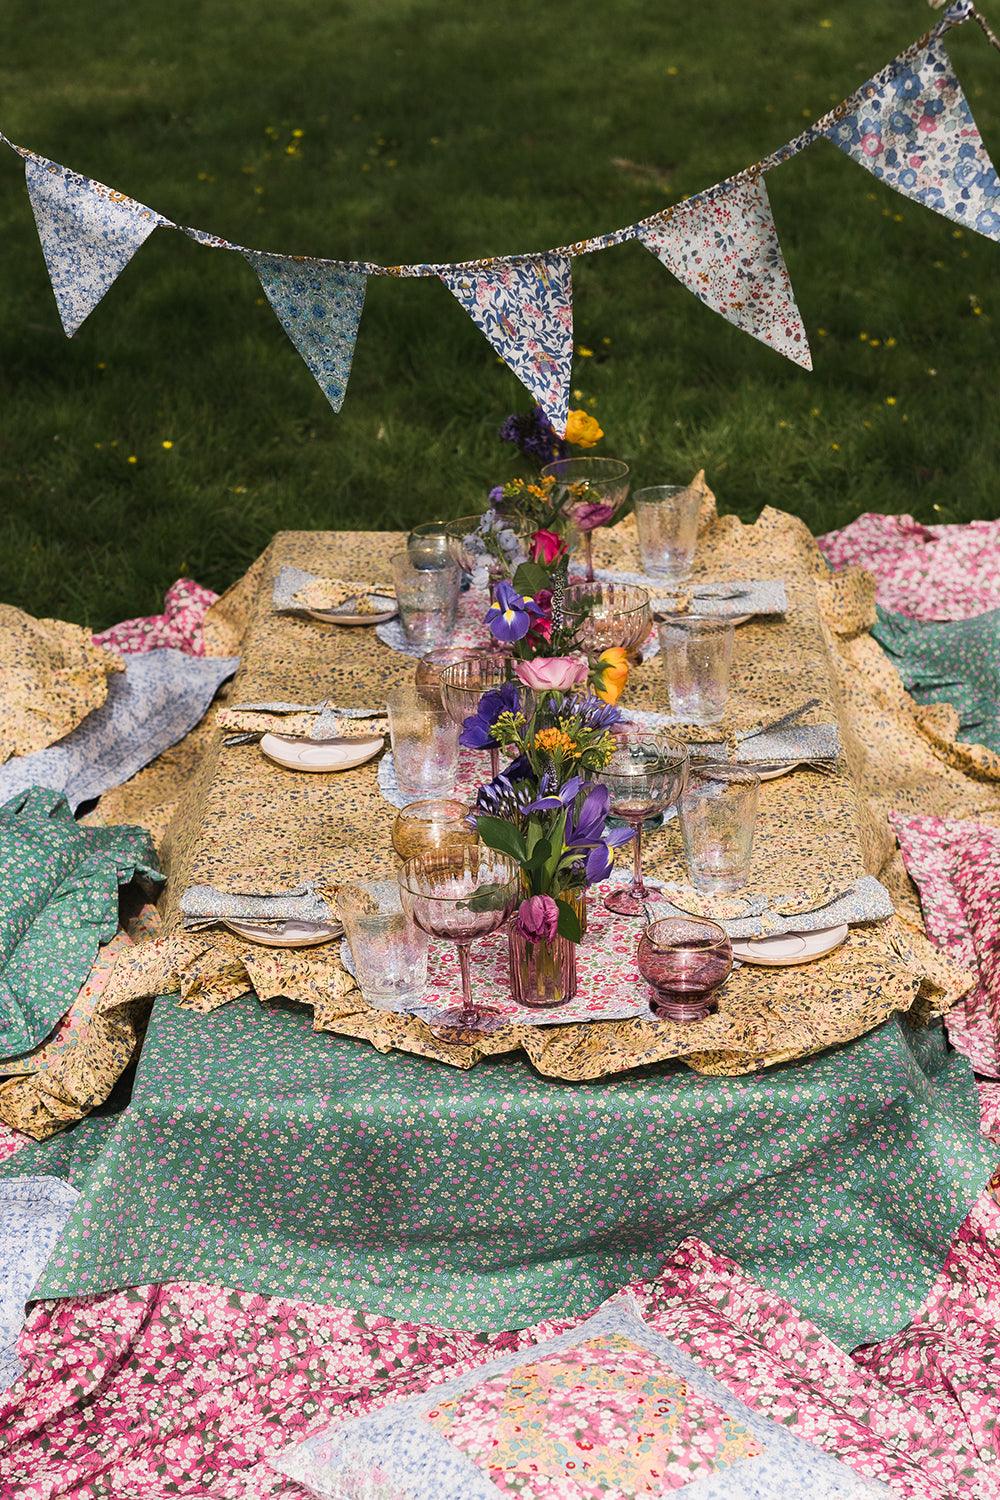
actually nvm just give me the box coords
[25,155,168,337]
[637,178,811,368]
[826,32,1000,241]
[246,253,367,413]
[440,256,573,435]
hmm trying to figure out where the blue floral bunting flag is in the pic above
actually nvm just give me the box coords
[826,34,1000,240]
[24,155,169,337]
[246,254,367,412]
[637,177,811,368]
[440,256,573,436]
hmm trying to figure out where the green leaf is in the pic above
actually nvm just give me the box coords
[555,898,583,943]
[463,882,517,913]
[511,560,551,597]
[526,837,552,872]
[474,816,527,863]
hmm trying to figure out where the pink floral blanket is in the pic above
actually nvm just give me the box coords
[92,578,218,656]
[818,513,1000,622]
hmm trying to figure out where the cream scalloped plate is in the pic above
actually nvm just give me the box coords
[259,732,385,773]
[307,593,397,626]
[225,918,343,948]
[731,924,848,967]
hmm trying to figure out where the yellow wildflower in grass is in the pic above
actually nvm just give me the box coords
[127,454,137,465]
[869,338,881,347]
[96,361,107,370]
[665,65,679,76]
[885,337,897,348]
[576,345,594,358]
[778,419,789,429]
[927,368,938,376]
[601,336,612,346]
[161,440,174,450]
[564,409,604,448]
[858,331,869,342]
[830,442,840,452]
[292,128,304,139]
[885,396,897,406]
[534,727,575,756]
[819,17,833,26]
[817,327,828,337]
[810,407,820,417]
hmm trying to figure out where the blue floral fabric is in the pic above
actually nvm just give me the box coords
[246,253,367,412]
[825,32,1000,240]
[440,256,573,435]
[0,788,160,1061]
[0,1176,78,1393]
[871,604,1000,755]
[24,154,169,337]
[0,650,238,814]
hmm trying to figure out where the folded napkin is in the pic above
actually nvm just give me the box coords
[273,565,393,615]
[624,708,840,766]
[597,571,788,621]
[180,879,337,931]
[220,701,385,739]
[656,874,893,940]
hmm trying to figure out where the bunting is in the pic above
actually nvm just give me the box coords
[440,257,573,436]
[24,155,168,337]
[1,1,998,418]
[637,177,811,369]
[245,254,367,412]
[826,33,1000,241]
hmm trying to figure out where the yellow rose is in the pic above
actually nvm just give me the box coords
[593,646,629,705]
[564,409,604,449]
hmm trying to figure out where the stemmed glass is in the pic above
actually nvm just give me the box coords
[637,916,733,1021]
[598,727,689,916]
[397,848,521,1040]
[562,582,652,659]
[440,654,531,781]
[541,456,630,581]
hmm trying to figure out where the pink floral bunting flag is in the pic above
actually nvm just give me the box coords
[245,254,367,412]
[826,33,1000,241]
[637,177,811,368]
[25,156,170,338]
[440,256,573,435]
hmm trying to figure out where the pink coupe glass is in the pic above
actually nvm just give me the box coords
[637,916,733,1022]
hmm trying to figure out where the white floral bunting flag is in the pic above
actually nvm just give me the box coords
[246,254,367,412]
[440,256,573,435]
[25,155,169,337]
[826,33,1000,240]
[637,178,811,368]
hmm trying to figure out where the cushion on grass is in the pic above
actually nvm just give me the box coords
[0,788,160,1061]
[891,812,1000,1076]
[272,1296,889,1499]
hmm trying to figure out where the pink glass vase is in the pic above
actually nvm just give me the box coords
[508,926,578,1008]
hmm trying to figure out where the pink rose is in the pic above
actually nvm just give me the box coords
[571,500,616,532]
[530,528,567,565]
[515,655,588,692]
[515,894,560,942]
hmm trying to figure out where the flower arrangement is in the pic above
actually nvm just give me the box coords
[479,572,631,708]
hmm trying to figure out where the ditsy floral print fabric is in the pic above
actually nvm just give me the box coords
[24,154,169,337]
[2,994,993,1350]
[246,253,368,412]
[871,604,1000,754]
[825,33,1000,240]
[92,577,219,655]
[0,788,160,1062]
[818,513,1000,621]
[0,1175,78,1393]
[440,257,573,435]
[891,812,1000,1076]
[0,604,122,766]
[638,177,811,368]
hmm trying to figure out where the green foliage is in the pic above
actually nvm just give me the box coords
[1,0,998,627]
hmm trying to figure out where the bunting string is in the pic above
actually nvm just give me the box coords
[0,0,997,434]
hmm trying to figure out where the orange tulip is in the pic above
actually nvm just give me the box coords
[593,646,629,705]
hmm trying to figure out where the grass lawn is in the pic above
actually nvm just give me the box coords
[1,0,998,629]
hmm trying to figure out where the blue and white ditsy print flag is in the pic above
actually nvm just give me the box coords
[440,256,573,436]
[637,177,811,368]
[246,254,367,412]
[25,155,170,337]
[826,33,1000,240]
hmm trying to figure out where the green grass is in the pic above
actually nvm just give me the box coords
[1,0,999,629]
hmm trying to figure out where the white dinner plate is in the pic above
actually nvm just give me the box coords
[731,923,849,967]
[225,918,343,948]
[259,731,384,773]
[307,594,397,626]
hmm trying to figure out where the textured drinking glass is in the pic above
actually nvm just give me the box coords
[637,916,733,1021]
[407,521,453,569]
[541,457,630,581]
[656,616,735,725]
[386,687,460,800]
[679,764,760,894]
[339,881,429,1006]
[440,654,530,780]
[414,647,480,704]
[391,798,478,861]
[398,848,520,1038]
[633,484,702,583]
[598,727,689,916]
[390,551,460,651]
[562,582,652,658]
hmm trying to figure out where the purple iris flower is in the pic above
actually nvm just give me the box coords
[524,775,585,815]
[562,782,634,887]
[485,581,544,644]
[460,681,523,751]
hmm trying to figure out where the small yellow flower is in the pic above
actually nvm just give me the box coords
[285,144,298,155]
[161,440,174,450]
[778,419,789,429]
[926,367,938,376]
[862,420,872,429]
[858,331,869,342]
[819,17,832,26]
[230,485,248,495]
[830,442,840,451]
[96,360,107,370]
[429,135,441,145]
[885,396,897,406]
[893,213,903,223]
[593,647,630,706]
[361,163,371,172]
[127,454,138,464]
[94,442,103,449]
[534,727,575,755]
[869,338,881,347]
[572,388,584,400]
[291,128,304,138]
[665,65,679,76]
[801,108,812,118]
[817,327,828,337]
[953,228,964,238]
[810,407,820,417]
[885,337,897,348]
[564,408,604,448]
[601,336,611,346]
[576,345,594,358]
